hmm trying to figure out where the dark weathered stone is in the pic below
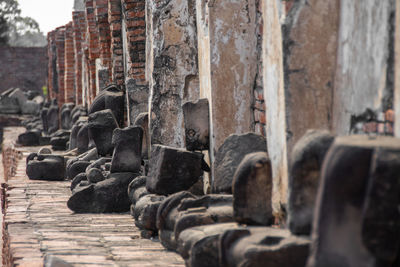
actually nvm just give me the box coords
[69,118,87,150]
[0,88,20,114]
[70,105,87,125]
[182,98,209,151]
[177,222,239,265]
[233,152,273,226]
[86,168,106,183]
[76,123,89,154]
[213,133,267,193]
[133,113,149,159]
[87,109,119,156]
[67,160,90,180]
[157,191,197,250]
[26,155,65,181]
[362,149,400,262]
[221,227,310,267]
[110,126,143,173]
[134,194,166,231]
[307,136,400,267]
[173,195,234,241]
[128,176,149,205]
[71,173,87,191]
[288,130,334,236]
[47,99,59,134]
[85,157,111,172]
[50,136,69,151]
[146,145,204,195]
[41,107,49,134]
[61,102,75,130]
[18,131,40,146]
[88,84,124,127]
[67,172,140,213]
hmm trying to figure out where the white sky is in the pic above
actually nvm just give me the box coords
[18,0,75,34]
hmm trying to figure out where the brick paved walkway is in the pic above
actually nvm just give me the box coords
[2,128,185,267]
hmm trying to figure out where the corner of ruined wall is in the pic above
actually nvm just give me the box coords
[1,127,24,267]
[1,128,24,183]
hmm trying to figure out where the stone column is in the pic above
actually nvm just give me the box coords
[196,0,256,154]
[47,31,58,101]
[108,0,124,86]
[261,0,289,212]
[55,26,66,107]
[64,22,76,104]
[332,0,396,135]
[72,10,85,105]
[147,0,199,147]
[283,0,340,152]
[85,0,100,105]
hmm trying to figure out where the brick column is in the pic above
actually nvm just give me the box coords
[47,31,58,101]
[64,22,76,104]
[85,0,100,104]
[94,0,112,91]
[73,11,86,105]
[108,0,124,86]
[55,26,66,107]
[122,0,148,124]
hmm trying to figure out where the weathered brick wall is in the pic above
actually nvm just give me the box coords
[55,26,66,106]
[85,0,100,104]
[1,128,24,182]
[122,0,148,124]
[64,22,76,104]
[47,31,58,100]
[253,0,265,136]
[95,0,112,90]
[0,46,47,94]
[108,0,124,86]
[73,11,86,105]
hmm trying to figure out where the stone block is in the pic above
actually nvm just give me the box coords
[177,222,239,266]
[18,131,40,146]
[128,176,149,205]
[88,84,124,127]
[110,126,143,173]
[173,194,234,242]
[47,99,60,134]
[133,113,149,159]
[233,152,273,226]
[182,98,209,151]
[288,130,335,235]
[157,191,197,250]
[26,155,65,181]
[86,168,106,183]
[87,109,119,156]
[134,194,166,232]
[146,145,204,195]
[221,227,310,267]
[67,172,140,213]
[67,160,90,180]
[213,133,267,194]
[307,136,400,267]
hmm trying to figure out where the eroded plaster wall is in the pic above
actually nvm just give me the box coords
[148,0,199,148]
[333,0,396,135]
